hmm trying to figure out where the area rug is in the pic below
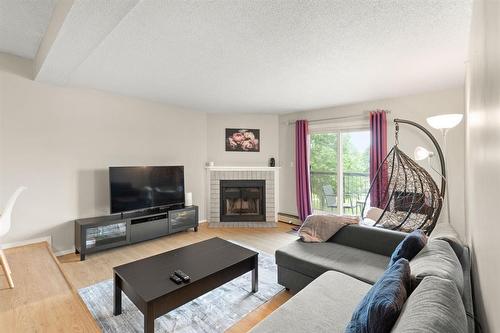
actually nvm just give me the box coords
[78,242,284,333]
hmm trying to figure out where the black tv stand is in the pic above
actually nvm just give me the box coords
[74,205,198,261]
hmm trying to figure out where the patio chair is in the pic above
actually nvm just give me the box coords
[321,185,356,215]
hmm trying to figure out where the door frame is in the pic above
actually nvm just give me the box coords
[309,125,369,215]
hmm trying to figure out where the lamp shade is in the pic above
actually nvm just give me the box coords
[426,113,463,130]
[414,146,433,161]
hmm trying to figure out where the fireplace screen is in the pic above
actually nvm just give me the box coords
[220,180,265,222]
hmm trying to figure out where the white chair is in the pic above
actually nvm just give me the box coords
[0,186,27,288]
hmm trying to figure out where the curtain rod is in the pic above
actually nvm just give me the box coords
[286,110,391,125]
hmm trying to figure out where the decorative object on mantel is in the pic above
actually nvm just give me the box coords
[185,192,193,206]
[360,118,444,235]
[225,128,260,152]
[206,161,215,167]
[269,157,275,167]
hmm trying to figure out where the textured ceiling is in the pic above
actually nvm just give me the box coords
[0,0,55,59]
[11,0,473,113]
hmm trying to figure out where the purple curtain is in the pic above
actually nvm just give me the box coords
[295,120,312,222]
[370,110,388,209]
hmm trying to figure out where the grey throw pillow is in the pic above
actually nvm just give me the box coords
[409,239,464,294]
[392,276,467,333]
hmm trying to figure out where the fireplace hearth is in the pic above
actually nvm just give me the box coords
[220,180,265,222]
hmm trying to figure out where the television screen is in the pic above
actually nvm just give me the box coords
[109,166,185,213]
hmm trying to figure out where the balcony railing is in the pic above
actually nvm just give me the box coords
[310,171,370,215]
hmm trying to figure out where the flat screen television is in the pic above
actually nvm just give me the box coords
[109,166,185,214]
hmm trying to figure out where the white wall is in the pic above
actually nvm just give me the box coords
[206,113,279,166]
[279,88,466,239]
[466,0,500,331]
[0,54,280,254]
[0,53,207,253]
[0,50,468,259]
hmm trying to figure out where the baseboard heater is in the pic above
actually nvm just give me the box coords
[277,212,301,226]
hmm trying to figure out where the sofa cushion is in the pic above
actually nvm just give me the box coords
[389,229,427,267]
[392,276,467,333]
[249,271,372,333]
[329,224,406,257]
[430,222,465,263]
[346,258,410,333]
[410,239,464,294]
[276,240,389,284]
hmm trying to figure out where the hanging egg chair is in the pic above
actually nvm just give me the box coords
[360,119,445,235]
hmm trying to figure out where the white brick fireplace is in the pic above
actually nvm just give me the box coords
[206,166,279,227]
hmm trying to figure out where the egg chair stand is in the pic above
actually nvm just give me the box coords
[395,118,446,197]
[361,118,446,235]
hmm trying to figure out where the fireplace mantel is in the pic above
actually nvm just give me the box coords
[205,166,280,171]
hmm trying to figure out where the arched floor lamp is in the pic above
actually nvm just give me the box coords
[413,113,464,224]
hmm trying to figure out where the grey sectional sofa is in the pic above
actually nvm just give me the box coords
[250,223,475,333]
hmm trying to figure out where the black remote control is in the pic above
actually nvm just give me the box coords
[170,274,182,284]
[174,270,190,282]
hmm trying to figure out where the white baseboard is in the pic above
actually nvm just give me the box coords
[1,236,52,250]
[199,219,207,224]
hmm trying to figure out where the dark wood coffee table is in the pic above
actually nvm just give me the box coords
[113,237,259,333]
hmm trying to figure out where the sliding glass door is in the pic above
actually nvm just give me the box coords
[310,129,370,216]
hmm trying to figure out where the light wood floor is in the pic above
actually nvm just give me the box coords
[0,242,100,332]
[57,222,297,332]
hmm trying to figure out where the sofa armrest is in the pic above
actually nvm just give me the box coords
[328,224,406,257]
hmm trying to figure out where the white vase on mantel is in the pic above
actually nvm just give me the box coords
[185,192,193,206]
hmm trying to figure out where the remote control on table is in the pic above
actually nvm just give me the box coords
[174,270,190,282]
[170,274,183,284]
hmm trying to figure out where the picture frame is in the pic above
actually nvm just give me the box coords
[225,128,260,152]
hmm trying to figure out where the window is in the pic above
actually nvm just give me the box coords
[310,128,370,216]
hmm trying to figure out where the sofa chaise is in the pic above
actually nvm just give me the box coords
[250,223,475,333]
